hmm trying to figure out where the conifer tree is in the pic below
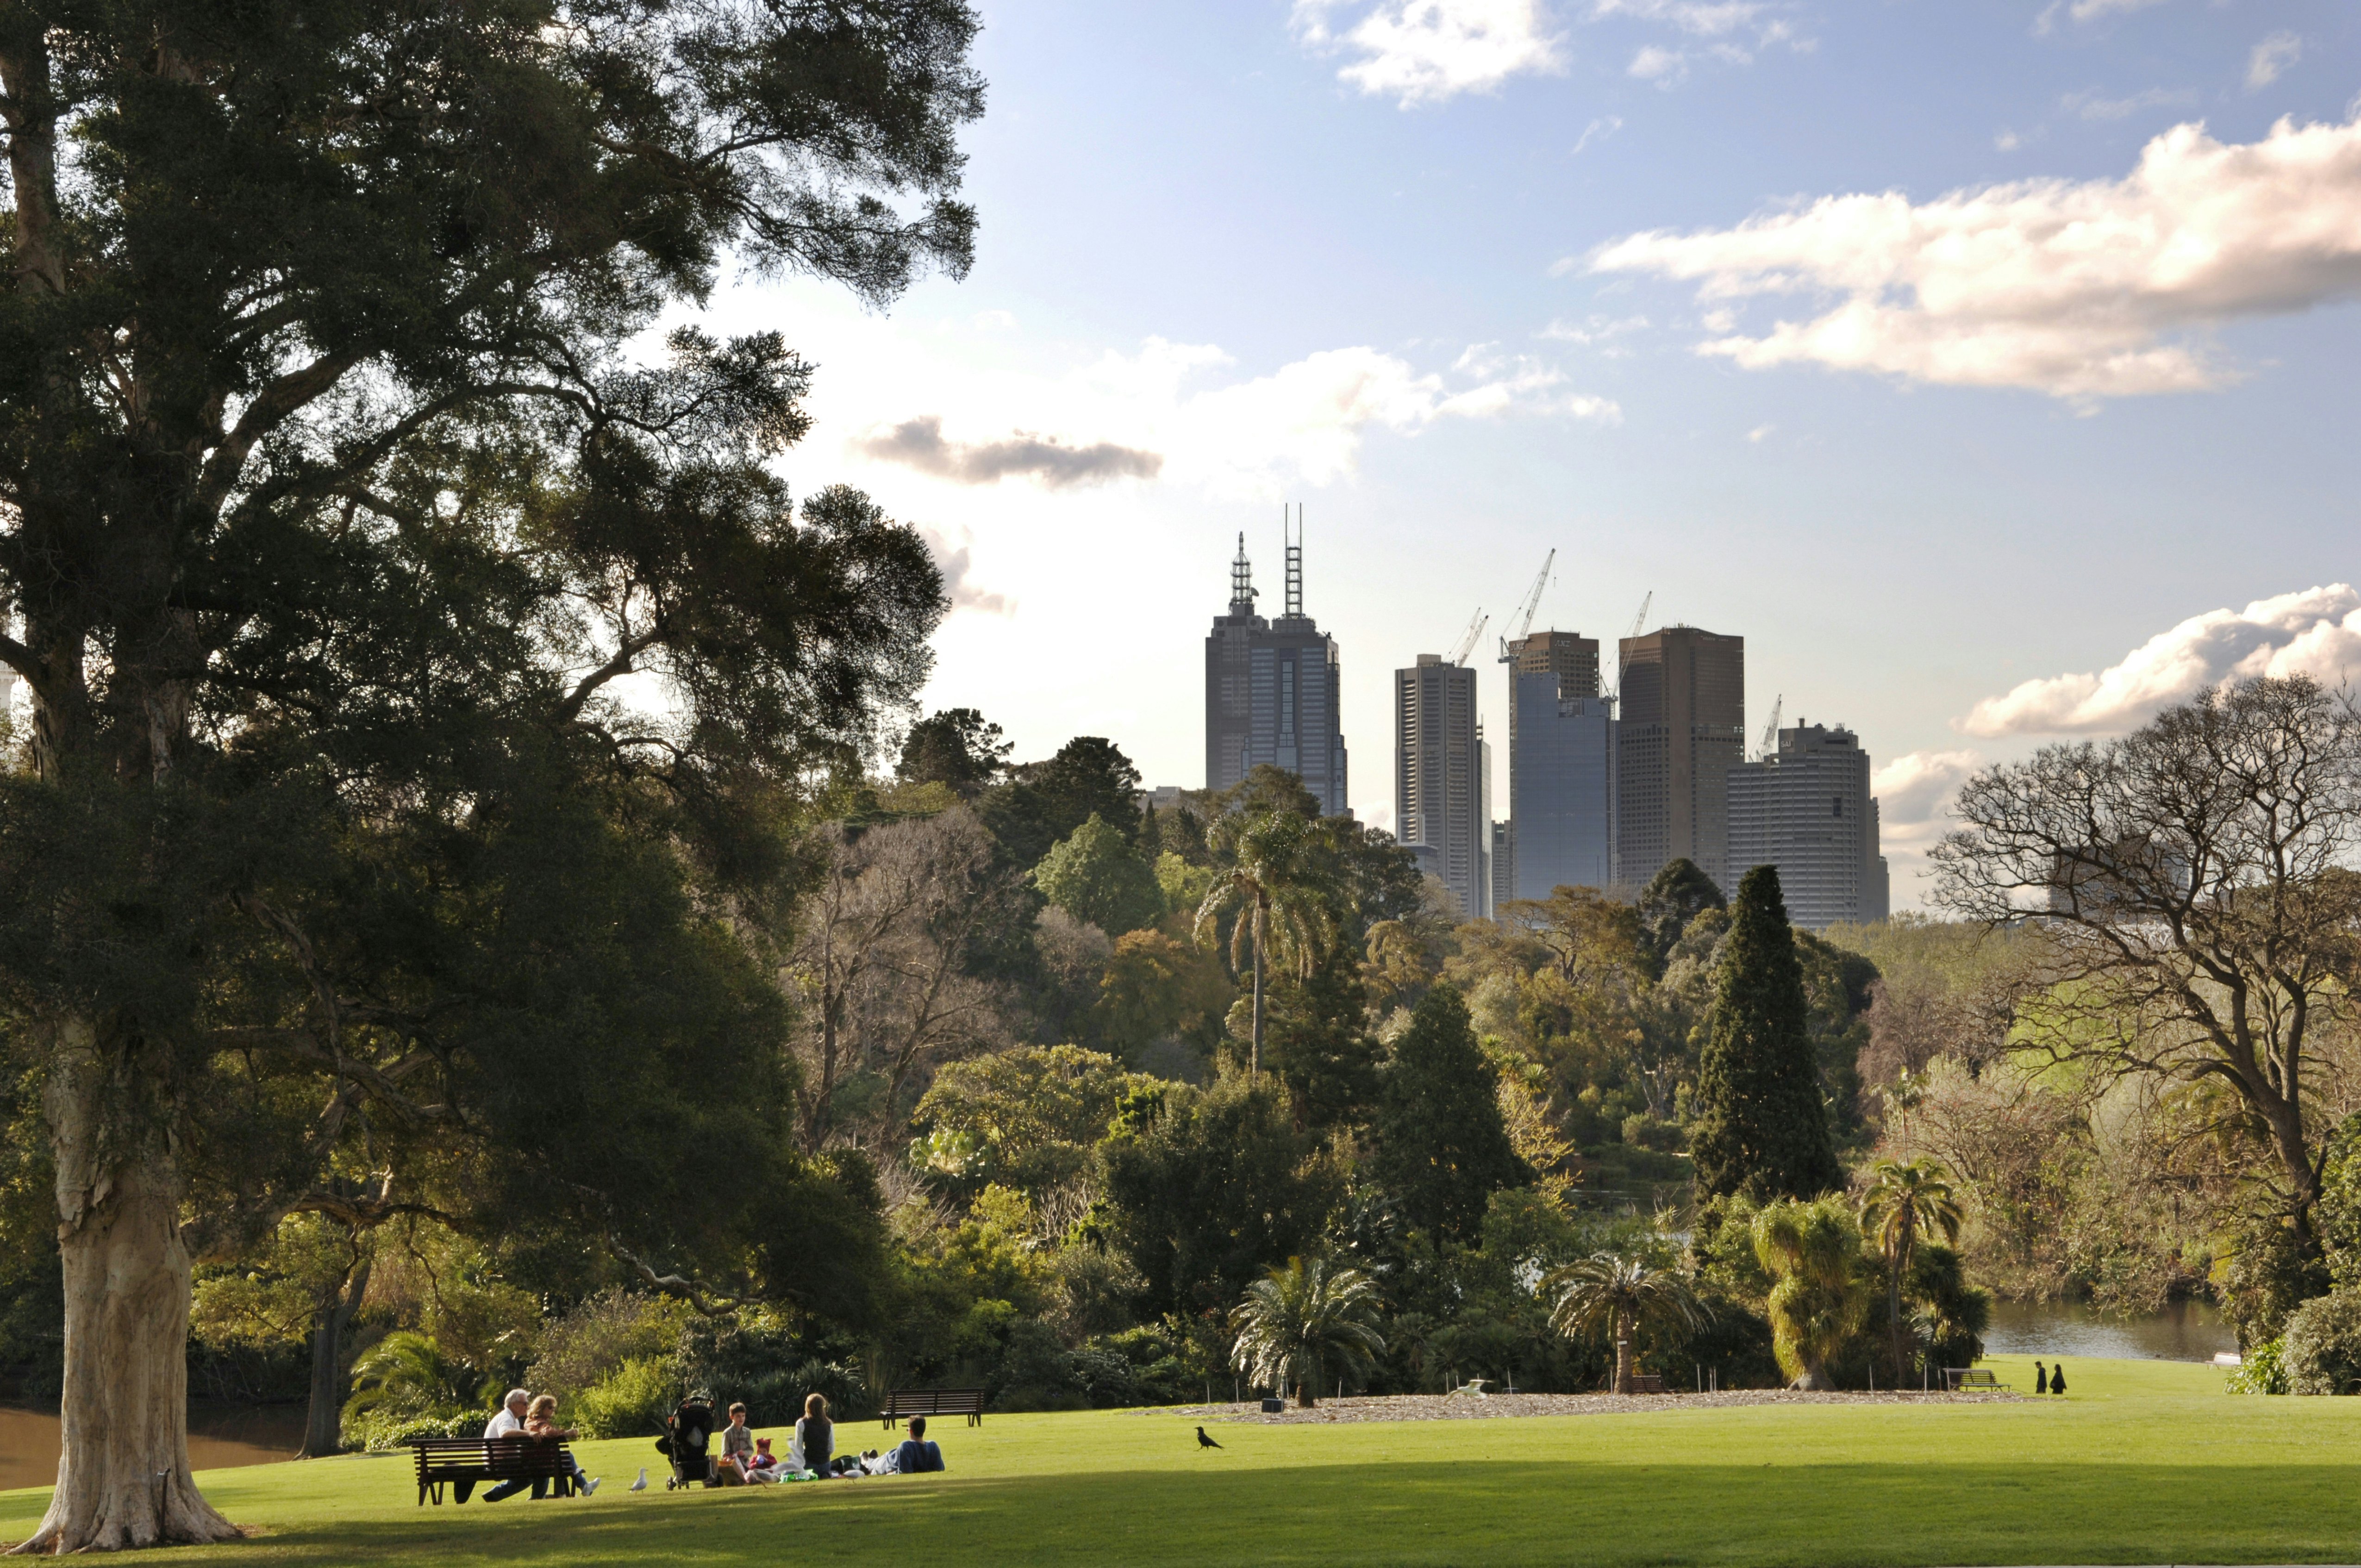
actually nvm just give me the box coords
[1690,867,1845,1202]
[1372,985,1530,1242]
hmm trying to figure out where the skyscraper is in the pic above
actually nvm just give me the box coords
[1504,630,1614,900]
[1203,522,1348,814]
[1727,722,1887,928]
[1396,654,1484,917]
[1616,626,1745,893]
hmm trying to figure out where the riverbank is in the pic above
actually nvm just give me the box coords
[6,1357,2355,1566]
[0,1402,305,1493]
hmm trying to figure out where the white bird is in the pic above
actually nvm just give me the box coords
[628,1468,648,1493]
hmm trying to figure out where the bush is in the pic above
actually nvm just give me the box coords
[2284,1292,2361,1395]
[1620,1114,1685,1153]
[353,1409,479,1452]
[525,1289,685,1405]
[574,1356,679,1438]
[2227,1336,2288,1395]
[992,1318,1084,1411]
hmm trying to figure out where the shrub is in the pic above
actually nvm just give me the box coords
[2226,1336,2289,1395]
[352,1409,480,1452]
[573,1356,679,1438]
[2284,1292,2361,1395]
[525,1289,685,1405]
[1620,1114,1685,1153]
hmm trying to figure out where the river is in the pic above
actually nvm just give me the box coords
[0,1403,307,1493]
[1980,1297,2236,1363]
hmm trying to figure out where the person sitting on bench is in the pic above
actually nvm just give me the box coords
[526,1394,600,1496]
[893,1414,946,1474]
[480,1389,543,1503]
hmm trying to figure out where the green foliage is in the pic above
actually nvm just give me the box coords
[1905,1244,1991,1374]
[1099,1078,1343,1319]
[1230,1257,1387,1406]
[1637,859,1727,968]
[572,1357,681,1440]
[983,739,1146,865]
[1034,815,1167,936]
[342,1332,471,1435]
[2227,1336,2289,1395]
[1691,867,1845,1202]
[1371,985,1530,1244]
[1752,1199,1874,1389]
[900,709,1013,797]
[2283,1292,2361,1395]
[1542,1252,1708,1394]
[914,1046,1148,1202]
[1096,929,1235,1071]
[2222,1213,2333,1350]
[1261,947,1381,1136]
[523,1290,689,1409]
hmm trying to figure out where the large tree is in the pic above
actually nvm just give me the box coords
[1690,866,1845,1203]
[0,2,981,1549]
[1371,984,1529,1244]
[1932,676,2361,1315]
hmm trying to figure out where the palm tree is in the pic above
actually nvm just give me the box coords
[1194,811,1333,1080]
[1858,1156,1964,1387]
[1752,1198,1873,1391]
[1542,1251,1708,1395]
[341,1330,469,1429]
[1230,1256,1387,1408]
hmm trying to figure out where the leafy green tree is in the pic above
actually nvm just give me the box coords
[1543,1251,1708,1395]
[1262,947,1381,1136]
[983,738,1146,865]
[1194,811,1336,1079]
[1752,1199,1874,1390]
[1229,1256,1386,1407]
[0,2,981,1547]
[912,1045,1146,1203]
[1637,858,1728,969]
[1034,815,1167,936]
[1691,867,1846,1203]
[1096,929,1237,1070]
[1858,1156,1964,1384]
[1372,985,1530,1244]
[1099,1079,1342,1320]
[899,709,1013,797]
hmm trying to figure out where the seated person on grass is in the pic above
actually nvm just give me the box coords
[713,1402,756,1485]
[526,1394,600,1496]
[894,1414,946,1474]
[794,1394,835,1477]
[746,1436,781,1481]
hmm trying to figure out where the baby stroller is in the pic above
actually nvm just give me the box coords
[656,1398,717,1489]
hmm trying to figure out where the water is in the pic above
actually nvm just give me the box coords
[1980,1298,2236,1363]
[0,1403,306,1493]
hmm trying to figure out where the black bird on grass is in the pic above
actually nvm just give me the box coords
[1196,1426,1223,1450]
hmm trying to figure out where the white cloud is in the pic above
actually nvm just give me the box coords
[2061,86,2197,122]
[1954,585,2361,738]
[1572,115,1624,155]
[1586,112,2361,399]
[1630,44,1685,81]
[2037,0,2168,32]
[1745,422,1774,442]
[1539,312,1649,347]
[2248,32,2302,92]
[1872,748,1986,853]
[1293,0,1565,106]
[921,526,1015,616]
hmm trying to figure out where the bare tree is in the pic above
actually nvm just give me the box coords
[1931,676,2361,1258]
[783,808,1014,1152]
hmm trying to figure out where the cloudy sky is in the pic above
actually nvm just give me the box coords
[706,0,2361,906]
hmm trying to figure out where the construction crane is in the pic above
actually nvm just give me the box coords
[1758,694,1783,760]
[1495,549,1556,662]
[1625,591,1652,647]
[1608,591,1652,701]
[1448,607,1489,666]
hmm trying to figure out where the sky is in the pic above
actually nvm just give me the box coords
[698,0,2361,908]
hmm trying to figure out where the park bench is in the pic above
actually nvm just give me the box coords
[1945,1368,2008,1393]
[880,1388,986,1428]
[407,1436,580,1506]
[1629,1374,1666,1394]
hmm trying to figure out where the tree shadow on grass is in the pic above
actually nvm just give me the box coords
[117,1461,2361,1568]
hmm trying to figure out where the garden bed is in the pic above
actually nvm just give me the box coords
[1169,1389,2024,1424]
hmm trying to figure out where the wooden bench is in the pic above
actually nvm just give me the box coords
[407,1437,581,1505]
[1629,1374,1666,1394]
[880,1388,986,1428]
[1945,1368,2008,1393]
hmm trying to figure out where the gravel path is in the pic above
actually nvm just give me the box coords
[1154,1390,2023,1425]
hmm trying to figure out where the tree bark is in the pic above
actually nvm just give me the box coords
[1613,1309,1633,1395]
[1249,903,1265,1082]
[299,1259,371,1460]
[14,1019,240,1553]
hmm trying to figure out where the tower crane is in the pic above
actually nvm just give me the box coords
[1448,607,1489,666]
[1758,694,1783,760]
[1495,550,1556,662]
[1608,591,1652,701]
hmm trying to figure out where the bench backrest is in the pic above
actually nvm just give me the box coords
[408,1438,574,1477]
[884,1388,985,1415]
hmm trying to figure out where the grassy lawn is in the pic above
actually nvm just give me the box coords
[6,1356,2357,1566]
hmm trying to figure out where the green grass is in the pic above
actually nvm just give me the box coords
[6,1357,2358,1565]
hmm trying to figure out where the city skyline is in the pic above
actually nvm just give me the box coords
[697,0,2361,911]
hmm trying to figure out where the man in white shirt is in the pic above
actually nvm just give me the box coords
[478,1389,544,1503]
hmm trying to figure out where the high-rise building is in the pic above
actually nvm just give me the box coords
[1203,524,1348,814]
[1616,626,1745,894]
[1503,630,1613,900]
[1491,820,1516,913]
[1396,654,1484,917]
[1727,722,1887,929]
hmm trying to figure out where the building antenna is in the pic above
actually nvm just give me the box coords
[1284,504,1304,619]
[1230,532,1257,612]
[1496,549,1556,663]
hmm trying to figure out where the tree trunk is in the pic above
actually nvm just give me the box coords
[1613,1309,1633,1395]
[300,1259,371,1460]
[1249,906,1265,1083]
[1887,1266,1906,1390]
[16,1020,239,1553]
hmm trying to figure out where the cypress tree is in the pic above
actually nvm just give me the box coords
[1690,866,1845,1202]
[1372,984,1530,1242]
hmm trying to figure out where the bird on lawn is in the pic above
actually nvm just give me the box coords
[1195,1426,1223,1450]
[628,1468,648,1493]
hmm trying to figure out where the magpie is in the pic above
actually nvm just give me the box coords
[1195,1426,1223,1450]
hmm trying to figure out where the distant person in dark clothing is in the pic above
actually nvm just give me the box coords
[2049,1363,2067,1395]
[2035,1362,2048,1394]
[894,1414,946,1474]
[795,1393,834,1477]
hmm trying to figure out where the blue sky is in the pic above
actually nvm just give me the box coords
[706,0,2361,904]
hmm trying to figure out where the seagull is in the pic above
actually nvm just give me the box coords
[1195,1426,1222,1450]
[628,1468,648,1493]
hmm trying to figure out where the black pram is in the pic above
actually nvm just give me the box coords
[656,1398,717,1488]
